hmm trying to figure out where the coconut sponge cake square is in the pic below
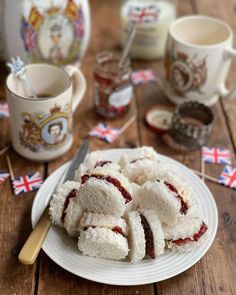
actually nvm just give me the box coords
[119,146,159,168]
[78,213,129,261]
[49,181,81,228]
[127,210,165,262]
[78,212,128,237]
[78,168,134,217]
[78,228,129,261]
[64,196,83,237]
[137,170,197,226]
[74,150,120,182]
[119,146,160,184]
[163,216,208,252]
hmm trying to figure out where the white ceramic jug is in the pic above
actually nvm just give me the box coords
[1,0,90,65]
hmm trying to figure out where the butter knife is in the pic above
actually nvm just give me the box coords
[18,140,89,265]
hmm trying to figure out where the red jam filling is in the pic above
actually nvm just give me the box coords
[140,214,155,259]
[158,180,188,215]
[81,174,90,183]
[94,161,112,168]
[61,189,78,223]
[172,222,208,246]
[81,174,132,204]
[112,226,125,237]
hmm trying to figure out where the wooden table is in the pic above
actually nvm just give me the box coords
[1,0,236,294]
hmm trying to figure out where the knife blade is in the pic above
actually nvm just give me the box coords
[18,140,89,265]
[63,139,89,182]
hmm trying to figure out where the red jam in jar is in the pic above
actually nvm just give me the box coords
[94,51,133,118]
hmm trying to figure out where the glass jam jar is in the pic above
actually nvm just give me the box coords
[94,51,133,118]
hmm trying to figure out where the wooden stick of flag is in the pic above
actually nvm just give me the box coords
[6,155,15,194]
[201,157,205,182]
[6,155,15,182]
[192,169,219,184]
[119,114,137,134]
[0,146,9,157]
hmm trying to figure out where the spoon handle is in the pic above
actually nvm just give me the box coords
[21,74,38,99]
[119,25,137,67]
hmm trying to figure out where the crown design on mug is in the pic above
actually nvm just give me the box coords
[50,104,62,114]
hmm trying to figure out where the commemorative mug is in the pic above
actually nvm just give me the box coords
[164,15,236,106]
[0,0,91,66]
[5,63,86,161]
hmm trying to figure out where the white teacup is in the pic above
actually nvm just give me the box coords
[164,15,236,106]
[5,64,86,161]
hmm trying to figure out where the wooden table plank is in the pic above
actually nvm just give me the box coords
[0,64,45,294]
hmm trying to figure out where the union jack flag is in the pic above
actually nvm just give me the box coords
[218,165,236,190]
[89,123,121,143]
[201,147,231,165]
[0,103,9,118]
[21,21,37,52]
[128,4,160,24]
[132,70,156,85]
[0,171,9,184]
[12,172,43,195]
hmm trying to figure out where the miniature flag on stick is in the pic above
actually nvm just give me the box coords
[89,115,137,143]
[6,155,43,195]
[193,168,236,190]
[218,165,236,190]
[201,147,231,165]
[0,171,9,184]
[0,103,9,118]
[132,70,156,85]
[89,123,121,143]
[12,172,43,195]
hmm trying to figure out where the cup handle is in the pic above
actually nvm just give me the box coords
[218,47,236,100]
[64,65,86,113]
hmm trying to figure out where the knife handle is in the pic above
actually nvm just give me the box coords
[18,209,51,265]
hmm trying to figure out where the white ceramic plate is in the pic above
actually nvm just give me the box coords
[31,149,218,286]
